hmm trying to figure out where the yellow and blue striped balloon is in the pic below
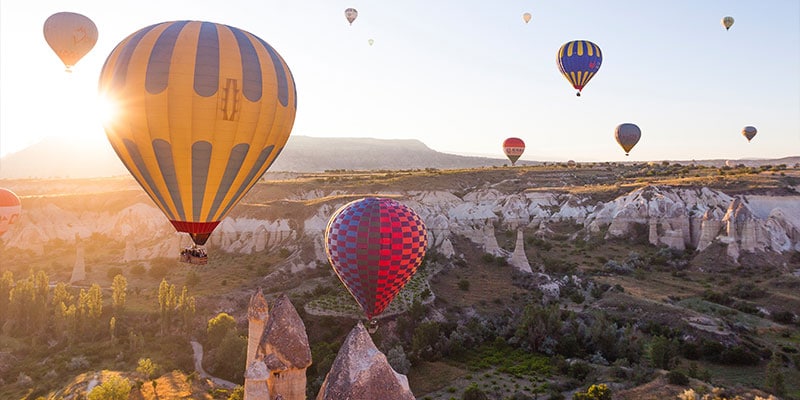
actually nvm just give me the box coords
[99,21,297,245]
[557,40,602,97]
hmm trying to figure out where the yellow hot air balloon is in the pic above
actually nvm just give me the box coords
[43,12,98,72]
[523,12,532,24]
[722,16,734,31]
[98,21,297,257]
[368,38,374,46]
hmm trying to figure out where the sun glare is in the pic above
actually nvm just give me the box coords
[94,93,119,126]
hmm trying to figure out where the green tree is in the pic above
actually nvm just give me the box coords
[88,374,132,400]
[111,274,127,315]
[0,271,13,323]
[411,321,441,361]
[177,285,196,334]
[764,352,786,397]
[462,383,489,400]
[207,329,247,382]
[648,336,676,370]
[227,386,244,400]
[207,312,237,348]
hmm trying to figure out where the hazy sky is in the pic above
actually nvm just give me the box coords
[1,0,798,162]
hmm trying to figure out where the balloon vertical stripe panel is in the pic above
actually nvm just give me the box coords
[99,21,297,244]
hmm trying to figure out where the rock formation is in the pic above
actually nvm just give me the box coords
[247,289,269,367]
[509,229,533,274]
[245,293,311,400]
[316,322,415,400]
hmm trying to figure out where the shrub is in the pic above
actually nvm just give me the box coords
[462,383,488,400]
[771,310,795,324]
[573,383,611,400]
[666,370,689,386]
[458,279,470,291]
[88,374,132,400]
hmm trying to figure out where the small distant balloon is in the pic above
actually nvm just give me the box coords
[368,38,374,46]
[0,188,21,237]
[43,12,98,72]
[345,8,358,25]
[742,126,757,142]
[557,40,602,96]
[523,12,532,24]
[614,123,641,156]
[722,16,734,31]
[503,137,525,166]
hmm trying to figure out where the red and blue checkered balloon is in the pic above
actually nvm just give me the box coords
[325,197,428,320]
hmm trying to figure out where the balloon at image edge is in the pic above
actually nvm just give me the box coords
[98,21,297,246]
[722,16,734,31]
[742,126,757,142]
[503,137,525,166]
[324,198,428,320]
[614,123,641,156]
[345,8,358,25]
[557,40,602,97]
[0,188,22,237]
[43,12,98,72]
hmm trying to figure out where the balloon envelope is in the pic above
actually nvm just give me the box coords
[742,126,757,142]
[615,123,641,156]
[325,198,428,320]
[557,40,602,96]
[523,13,532,23]
[98,21,297,245]
[43,12,98,71]
[722,16,734,30]
[345,8,358,25]
[0,188,21,237]
[502,137,525,166]
[368,38,374,46]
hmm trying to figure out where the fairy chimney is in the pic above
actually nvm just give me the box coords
[245,293,312,400]
[247,288,269,367]
[509,229,533,274]
[316,322,415,400]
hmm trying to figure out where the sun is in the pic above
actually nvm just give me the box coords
[94,92,119,126]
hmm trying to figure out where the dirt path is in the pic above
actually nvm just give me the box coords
[190,340,238,389]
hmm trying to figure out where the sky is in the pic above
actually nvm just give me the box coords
[1,0,799,163]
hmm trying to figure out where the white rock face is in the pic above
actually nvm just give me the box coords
[2,185,797,266]
[509,230,533,274]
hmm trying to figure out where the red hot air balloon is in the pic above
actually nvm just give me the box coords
[503,137,525,166]
[325,198,428,320]
[0,188,21,237]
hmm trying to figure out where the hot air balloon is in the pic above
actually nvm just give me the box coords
[557,40,602,96]
[742,126,757,142]
[368,38,374,46]
[614,123,641,156]
[325,198,428,320]
[503,137,525,166]
[722,16,734,30]
[98,21,297,262]
[43,12,98,72]
[0,188,21,238]
[523,12,532,24]
[345,8,358,25]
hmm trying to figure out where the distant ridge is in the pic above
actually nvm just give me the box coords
[0,135,796,179]
[0,135,512,179]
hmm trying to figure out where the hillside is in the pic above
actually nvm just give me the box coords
[1,163,799,399]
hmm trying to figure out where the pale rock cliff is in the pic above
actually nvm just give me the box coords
[509,229,533,274]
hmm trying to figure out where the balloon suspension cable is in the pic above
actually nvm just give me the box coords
[367,319,379,334]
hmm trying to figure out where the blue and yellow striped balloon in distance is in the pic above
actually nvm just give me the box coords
[557,40,602,97]
[98,21,297,246]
